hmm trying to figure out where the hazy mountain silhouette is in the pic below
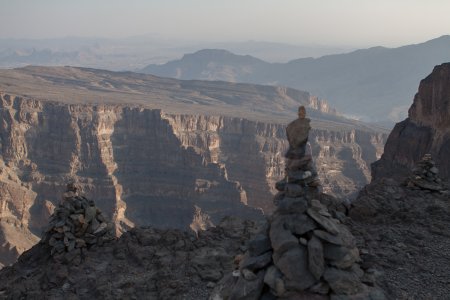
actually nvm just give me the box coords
[141,35,450,122]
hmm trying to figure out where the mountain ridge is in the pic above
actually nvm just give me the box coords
[141,35,450,123]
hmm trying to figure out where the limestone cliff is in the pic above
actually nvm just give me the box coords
[0,66,387,268]
[372,63,450,182]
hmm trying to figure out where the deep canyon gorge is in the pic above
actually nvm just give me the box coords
[0,66,387,267]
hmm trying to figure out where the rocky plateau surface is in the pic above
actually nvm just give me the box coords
[0,66,386,267]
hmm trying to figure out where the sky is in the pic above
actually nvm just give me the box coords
[1,0,450,47]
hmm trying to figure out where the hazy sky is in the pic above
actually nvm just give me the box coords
[1,0,449,47]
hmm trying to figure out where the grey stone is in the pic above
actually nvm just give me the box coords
[275,278,286,297]
[286,156,313,171]
[260,291,277,300]
[93,222,108,235]
[248,234,271,257]
[314,230,344,245]
[278,197,308,214]
[324,268,364,295]
[307,208,339,235]
[277,197,309,214]
[329,248,360,269]
[240,251,272,271]
[324,244,352,261]
[229,270,265,300]
[286,117,310,150]
[264,265,283,291]
[84,206,96,222]
[284,213,316,235]
[299,238,308,245]
[308,236,325,280]
[286,170,312,183]
[430,167,439,174]
[280,291,328,300]
[276,246,316,291]
[242,269,257,281]
[199,269,223,282]
[270,218,298,257]
[285,184,305,197]
[309,281,330,294]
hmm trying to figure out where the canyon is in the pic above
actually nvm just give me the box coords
[0,66,387,268]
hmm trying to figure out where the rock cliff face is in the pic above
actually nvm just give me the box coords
[0,66,387,268]
[349,63,450,299]
[372,63,450,182]
[0,93,384,267]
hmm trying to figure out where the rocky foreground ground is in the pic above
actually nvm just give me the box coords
[0,214,262,300]
[350,177,450,299]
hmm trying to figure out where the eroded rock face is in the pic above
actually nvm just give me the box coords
[0,93,385,267]
[372,63,450,182]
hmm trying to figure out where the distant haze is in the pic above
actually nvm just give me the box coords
[1,0,450,48]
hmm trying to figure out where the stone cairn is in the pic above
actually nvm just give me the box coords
[42,183,115,264]
[214,106,383,299]
[407,154,448,193]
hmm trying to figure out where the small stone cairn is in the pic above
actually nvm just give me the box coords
[407,154,448,193]
[42,183,115,264]
[214,106,383,299]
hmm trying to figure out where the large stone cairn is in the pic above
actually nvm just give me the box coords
[214,107,383,299]
[42,183,115,264]
[406,154,448,193]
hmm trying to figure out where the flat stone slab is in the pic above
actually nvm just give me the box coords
[285,184,305,197]
[276,246,316,291]
[324,268,364,295]
[284,213,316,235]
[248,234,272,257]
[313,230,344,245]
[307,208,340,235]
[308,235,325,280]
[230,270,265,300]
[277,197,308,214]
[270,218,299,257]
[240,251,273,271]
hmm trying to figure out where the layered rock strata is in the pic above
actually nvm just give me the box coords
[0,66,386,268]
[0,92,384,268]
[372,63,450,182]
[214,112,382,299]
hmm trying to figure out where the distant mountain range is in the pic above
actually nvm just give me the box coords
[140,35,450,123]
[0,37,349,70]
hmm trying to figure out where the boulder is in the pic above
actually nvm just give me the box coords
[276,246,316,291]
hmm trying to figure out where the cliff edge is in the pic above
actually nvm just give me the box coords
[372,63,450,182]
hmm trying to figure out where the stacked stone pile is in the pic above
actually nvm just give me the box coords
[213,107,383,300]
[42,183,115,264]
[407,154,448,193]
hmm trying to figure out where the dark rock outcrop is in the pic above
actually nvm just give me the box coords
[372,63,450,183]
[0,189,262,299]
